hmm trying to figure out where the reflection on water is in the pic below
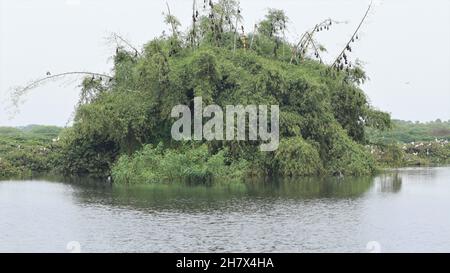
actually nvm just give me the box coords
[375,173,402,193]
[69,176,375,211]
[1,167,450,252]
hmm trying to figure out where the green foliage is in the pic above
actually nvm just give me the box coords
[0,125,62,178]
[0,158,21,178]
[112,143,249,184]
[370,143,405,167]
[403,141,450,165]
[0,125,61,141]
[55,13,389,181]
[367,119,450,144]
[274,137,324,176]
[5,4,396,182]
[366,120,450,167]
[324,124,377,176]
[54,127,119,178]
[82,42,383,180]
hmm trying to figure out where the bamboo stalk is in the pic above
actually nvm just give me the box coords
[332,1,372,68]
[165,2,178,39]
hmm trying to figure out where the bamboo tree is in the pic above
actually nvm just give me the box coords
[165,2,180,39]
[233,1,241,53]
[249,23,258,49]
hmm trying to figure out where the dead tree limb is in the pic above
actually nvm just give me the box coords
[111,33,141,56]
[306,32,323,63]
[19,72,112,91]
[7,71,113,113]
[290,18,336,64]
[332,1,372,68]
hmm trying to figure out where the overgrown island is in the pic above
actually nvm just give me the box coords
[1,1,449,184]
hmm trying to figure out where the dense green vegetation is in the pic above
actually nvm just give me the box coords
[53,2,392,184]
[367,119,450,143]
[366,120,450,167]
[0,125,62,178]
[14,2,450,184]
[112,143,250,184]
[4,2,393,183]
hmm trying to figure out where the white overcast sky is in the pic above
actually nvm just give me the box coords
[0,0,449,126]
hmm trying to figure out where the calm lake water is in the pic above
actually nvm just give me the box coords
[1,167,450,253]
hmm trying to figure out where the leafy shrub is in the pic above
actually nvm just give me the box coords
[274,137,323,176]
[112,143,249,184]
[325,124,377,176]
[0,158,21,178]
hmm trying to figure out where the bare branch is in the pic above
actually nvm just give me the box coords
[306,32,323,64]
[110,33,141,56]
[5,71,113,117]
[332,1,372,69]
[290,18,341,64]
[18,72,112,92]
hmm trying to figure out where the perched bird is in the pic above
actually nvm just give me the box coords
[46,71,51,76]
